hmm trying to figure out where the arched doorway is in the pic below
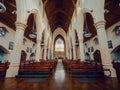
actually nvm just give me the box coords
[54,35,65,60]
[20,50,27,62]
[93,50,102,63]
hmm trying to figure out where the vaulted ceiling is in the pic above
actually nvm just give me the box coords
[0,0,120,40]
[0,0,16,30]
[42,0,77,33]
[105,0,120,28]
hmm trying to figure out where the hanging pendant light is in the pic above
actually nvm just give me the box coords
[29,32,36,39]
[83,14,92,38]
[0,0,6,13]
[29,17,37,39]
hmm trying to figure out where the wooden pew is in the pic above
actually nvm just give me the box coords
[16,60,56,78]
[0,61,10,77]
[62,59,104,78]
[70,62,104,78]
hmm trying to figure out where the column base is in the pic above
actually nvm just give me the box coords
[103,64,117,77]
[6,63,19,78]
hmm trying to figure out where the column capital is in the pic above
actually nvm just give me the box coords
[15,22,27,30]
[94,20,106,30]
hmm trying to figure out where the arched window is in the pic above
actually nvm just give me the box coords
[55,38,64,52]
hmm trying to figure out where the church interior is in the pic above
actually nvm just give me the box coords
[0,0,120,90]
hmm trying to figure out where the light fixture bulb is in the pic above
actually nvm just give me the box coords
[29,33,36,38]
[84,33,92,38]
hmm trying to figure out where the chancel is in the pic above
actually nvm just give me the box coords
[0,0,120,90]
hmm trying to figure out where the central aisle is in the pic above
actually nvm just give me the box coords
[49,60,73,90]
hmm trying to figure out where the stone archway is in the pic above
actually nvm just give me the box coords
[52,27,66,59]
[54,35,65,59]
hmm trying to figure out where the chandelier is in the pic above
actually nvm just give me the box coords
[83,14,92,38]
[29,17,37,39]
[0,0,6,13]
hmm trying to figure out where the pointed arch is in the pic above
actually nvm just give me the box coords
[54,35,65,52]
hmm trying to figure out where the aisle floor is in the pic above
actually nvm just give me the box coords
[0,60,120,90]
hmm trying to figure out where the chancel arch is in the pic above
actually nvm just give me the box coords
[52,27,66,59]
[54,35,65,59]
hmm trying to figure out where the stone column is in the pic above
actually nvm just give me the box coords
[72,41,76,60]
[47,47,50,59]
[35,39,41,61]
[6,22,27,77]
[43,37,47,60]
[35,13,42,61]
[78,38,85,61]
[51,39,54,59]
[47,38,51,59]
[43,46,47,60]
[94,21,116,77]
[65,39,69,59]
[69,48,72,59]
[68,37,72,59]
[71,30,76,60]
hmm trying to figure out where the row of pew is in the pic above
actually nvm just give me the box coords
[0,61,10,77]
[16,60,58,78]
[62,59,105,78]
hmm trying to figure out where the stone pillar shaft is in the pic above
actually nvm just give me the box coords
[35,39,41,61]
[65,39,69,59]
[79,38,85,61]
[68,37,72,59]
[6,22,27,77]
[35,13,42,61]
[72,42,76,60]
[94,21,116,77]
[44,46,47,60]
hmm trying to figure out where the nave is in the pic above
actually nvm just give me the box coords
[0,60,120,90]
[0,0,120,90]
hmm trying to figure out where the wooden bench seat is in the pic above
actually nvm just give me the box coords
[16,60,57,78]
[62,59,104,78]
[0,61,10,77]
